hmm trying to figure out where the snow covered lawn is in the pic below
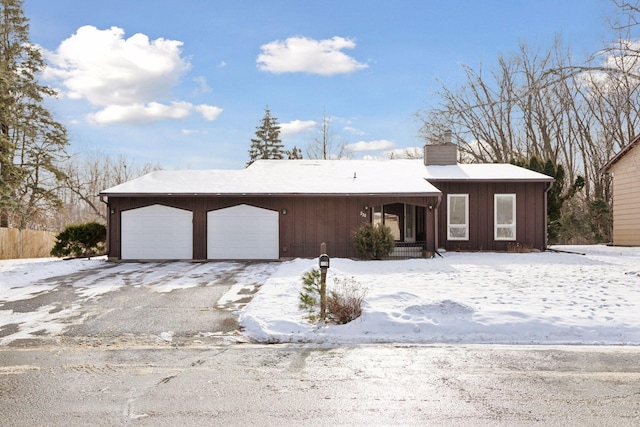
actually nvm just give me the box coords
[1,246,639,346]
[236,245,640,345]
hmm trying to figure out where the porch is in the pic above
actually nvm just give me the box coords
[288,241,434,260]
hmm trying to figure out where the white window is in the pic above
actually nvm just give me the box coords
[447,194,468,240]
[495,194,516,240]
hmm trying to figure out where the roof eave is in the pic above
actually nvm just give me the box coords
[426,178,555,183]
[600,134,640,173]
[100,191,442,198]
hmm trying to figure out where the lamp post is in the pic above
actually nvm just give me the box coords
[319,242,330,322]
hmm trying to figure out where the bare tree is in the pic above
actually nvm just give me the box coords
[57,152,160,228]
[305,110,350,159]
[416,31,640,242]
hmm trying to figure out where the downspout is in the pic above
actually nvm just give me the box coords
[99,195,110,259]
[433,194,443,257]
[543,181,552,251]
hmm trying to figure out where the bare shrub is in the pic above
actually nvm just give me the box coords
[506,241,535,253]
[299,271,368,325]
[325,276,368,325]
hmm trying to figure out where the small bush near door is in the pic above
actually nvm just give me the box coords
[51,222,106,258]
[353,223,395,260]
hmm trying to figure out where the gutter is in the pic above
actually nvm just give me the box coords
[433,194,443,255]
[98,191,443,198]
[543,181,552,251]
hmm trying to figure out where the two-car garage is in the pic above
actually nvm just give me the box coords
[120,204,279,260]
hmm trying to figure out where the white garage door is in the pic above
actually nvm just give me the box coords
[207,204,279,260]
[121,204,193,260]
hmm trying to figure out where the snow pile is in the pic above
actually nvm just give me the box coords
[238,246,640,345]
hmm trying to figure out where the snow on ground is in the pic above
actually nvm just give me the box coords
[0,258,276,345]
[238,245,640,345]
[1,246,639,346]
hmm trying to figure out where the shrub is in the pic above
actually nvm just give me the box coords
[326,276,368,324]
[298,269,367,325]
[51,222,106,258]
[298,269,322,323]
[506,241,534,253]
[354,223,395,260]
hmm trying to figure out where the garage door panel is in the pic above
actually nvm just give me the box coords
[122,204,193,260]
[207,205,278,259]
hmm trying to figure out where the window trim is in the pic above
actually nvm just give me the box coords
[494,194,516,241]
[447,194,469,241]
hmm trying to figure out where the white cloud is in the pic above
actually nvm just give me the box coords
[43,25,222,125]
[257,36,368,75]
[343,126,365,136]
[346,139,396,152]
[87,102,222,125]
[182,129,208,135]
[192,76,211,94]
[87,102,190,125]
[280,119,317,135]
[195,104,223,121]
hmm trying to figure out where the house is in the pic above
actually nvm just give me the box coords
[100,144,554,261]
[601,136,640,246]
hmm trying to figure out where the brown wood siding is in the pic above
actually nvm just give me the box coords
[432,181,548,251]
[105,195,439,260]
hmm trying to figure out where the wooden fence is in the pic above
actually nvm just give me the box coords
[0,227,57,259]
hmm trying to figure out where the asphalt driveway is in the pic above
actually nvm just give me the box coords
[0,260,279,348]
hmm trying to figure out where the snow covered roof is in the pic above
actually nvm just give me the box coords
[101,159,553,196]
[101,160,441,196]
[425,163,554,182]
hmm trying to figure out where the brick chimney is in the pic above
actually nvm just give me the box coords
[423,130,458,166]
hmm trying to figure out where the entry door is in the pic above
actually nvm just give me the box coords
[405,204,416,242]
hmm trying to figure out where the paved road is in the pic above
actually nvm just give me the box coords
[1,343,640,426]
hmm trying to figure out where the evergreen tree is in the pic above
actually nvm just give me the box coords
[285,145,303,160]
[511,157,585,243]
[0,0,69,229]
[247,107,284,166]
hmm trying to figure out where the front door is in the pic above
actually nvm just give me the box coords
[372,203,417,242]
[405,204,416,243]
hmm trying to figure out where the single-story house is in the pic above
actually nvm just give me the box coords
[601,136,640,246]
[100,143,554,261]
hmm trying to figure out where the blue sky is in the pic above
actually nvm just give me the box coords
[25,0,618,170]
